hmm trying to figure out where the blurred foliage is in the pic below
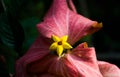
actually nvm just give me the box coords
[0,0,52,76]
[0,0,120,76]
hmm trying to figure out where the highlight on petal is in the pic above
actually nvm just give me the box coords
[57,45,64,56]
[98,61,120,77]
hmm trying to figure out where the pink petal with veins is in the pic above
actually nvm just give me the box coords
[37,0,100,45]
[26,43,103,77]
[98,61,120,77]
[37,0,69,38]
[27,54,78,77]
[68,11,96,44]
[15,35,50,77]
[67,43,103,77]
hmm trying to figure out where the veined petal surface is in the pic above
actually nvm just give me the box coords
[15,35,50,77]
[37,0,101,45]
[26,43,103,77]
[67,43,103,77]
[98,61,120,77]
[37,0,70,38]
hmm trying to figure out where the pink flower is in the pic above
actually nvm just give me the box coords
[15,0,120,77]
[98,61,120,77]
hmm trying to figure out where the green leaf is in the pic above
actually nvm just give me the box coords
[0,13,24,56]
[0,12,24,74]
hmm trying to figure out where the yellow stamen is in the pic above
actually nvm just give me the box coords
[83,42,88,48]
[49,35,72,56]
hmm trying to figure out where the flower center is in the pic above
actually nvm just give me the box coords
[58,41,62,45]
[49,35,73,56]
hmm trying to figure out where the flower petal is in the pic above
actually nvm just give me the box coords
[62,42,73,49]
[98,61,120,77]
[57,45,63,56]
[49,42,58,50]
[87,22,103,34]
[27,54,57,76]
[37,0,101,45]
[52,35,60,42]
[37,0,70,38]
[66,43,103,77]
[25,43,103,77]
[26,54,78,77]
[68,13,102,45]
[15,35,50,77]
[61,35,68,42]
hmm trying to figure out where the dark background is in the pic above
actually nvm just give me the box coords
[0,0,120,76]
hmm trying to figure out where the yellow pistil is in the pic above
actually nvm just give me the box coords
[49,35,73,56]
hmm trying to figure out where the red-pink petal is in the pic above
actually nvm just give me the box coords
[67,43,103,77]
[26,43,103,77]
[37,0,70,38]
[15,35,50,77]
[68,13,101,45]
[98,61,120,77]
[37,0,101,45]
[27,54,79,77]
